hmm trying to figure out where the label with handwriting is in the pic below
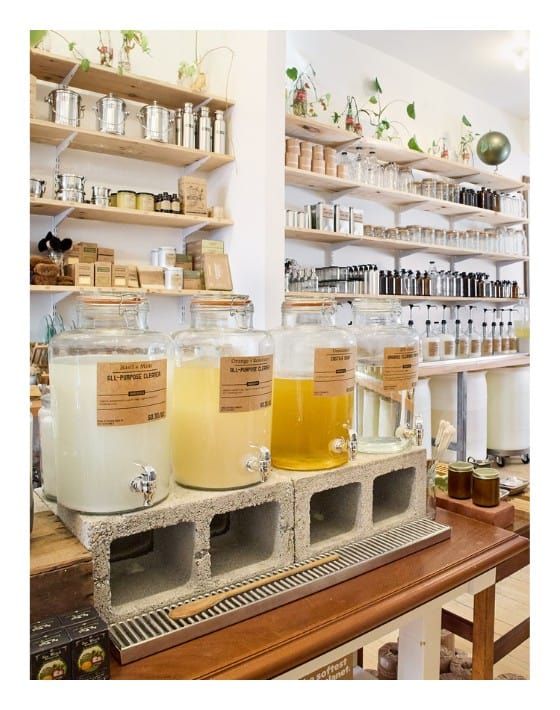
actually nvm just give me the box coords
[313,347,356,397]
[219,355,273,413]
[383,345,419,391]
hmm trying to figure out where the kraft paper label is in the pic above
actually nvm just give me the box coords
[302,653,353,680]
[313,347,356,397]
[97,360,167,427]
[457,340,468,357]
[471,341,481,356]
[482,340,493,356]
[444,340,454,356]
[428,341,439,358]
[382,345,419,391]
[219,355,273,413]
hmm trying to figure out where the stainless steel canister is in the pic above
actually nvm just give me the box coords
[367,266,380,295]
[137,101,174,143]
[55,188,84,203]
[175,108,184,146]
[197,106,212,152]
[55,174,86,192]
[213,110,226,153]
[30,178,45,198]
[94,93,128,135]
[91,185,111,206]
[45,87,84,127]
[182,103,196,149]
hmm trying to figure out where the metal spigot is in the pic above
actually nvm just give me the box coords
[245,447,271,481]
[130,464,157,507]
[349,430,358,459]
[329,431,358,459]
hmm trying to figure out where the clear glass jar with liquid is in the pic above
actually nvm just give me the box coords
[352,299,420,454]
[271,296,356,470]
[38,391,56,501]
[172,295,273,490]
[48,293,172,513]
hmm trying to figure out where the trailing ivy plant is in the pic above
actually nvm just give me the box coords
[367,76,418,148]
[286,65,331,117]
[30,30,90,71]
[118,30,150,74]
[458,115,480,163]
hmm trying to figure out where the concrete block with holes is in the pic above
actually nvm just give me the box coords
[282,447,427,561]
[41,472,294,624]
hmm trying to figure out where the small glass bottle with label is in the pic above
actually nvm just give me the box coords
[172,295,273,489]
[48,293,172,513]
[271,295,357,470]
[491,309,503,355]
[439,306,456,360]
[467,306,482,358]
[351,299,420,454]
[481,309,494,356]
[422,305,441,362]
[454,306,470,359]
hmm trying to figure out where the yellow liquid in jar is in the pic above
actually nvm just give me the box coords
[271,378,353,471]
[171,363,272,490]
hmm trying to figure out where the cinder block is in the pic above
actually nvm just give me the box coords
[43,473,294,623]
[281,447,427,560]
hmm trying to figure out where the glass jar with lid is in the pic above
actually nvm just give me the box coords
[446,230,459,249]
[171,294,273,490]
[421,178,437,198]
[48,293,172,513]
[484,228,497,253]
[420,227,435,245]
[407,225,422,243]
[373,226,386,240]
[435,182,448,202]
[352,299,420,454]
[385,227,400,242]
[271,295,357,470]
[398,227,411,242]
[434,229,446,247]
[383,162,399,191]
[465,229,479,251]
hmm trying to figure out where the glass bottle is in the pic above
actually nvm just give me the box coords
[352,299,420,454]
[454,307,470,359]
[352,146,364,183]
[171,294,273,490]
[497,309,509,352]
[383,161,399,191]
[506,310,518,353]
[439,307,456,360]
[481,309,493,356]
[491,310,502,355]
[467,306,482,358]
[422,306,441,362]
[48,294,172,513]
[38,390,56,501]
[428,261,441,296]
[271,295,356,470]
[365,151,380,186]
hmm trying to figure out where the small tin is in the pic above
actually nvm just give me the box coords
[31,616,61,639]
[31,629,72,680]
[164,266,184,290]
[157,246,176,267]
[68,617,110,680]
[472,467,500,507]
[447,461,474,500]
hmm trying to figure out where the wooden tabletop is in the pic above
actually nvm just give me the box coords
[110,510,528,680]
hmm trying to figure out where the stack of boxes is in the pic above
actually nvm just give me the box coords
[284,137,341,177]
[64,243,139,289]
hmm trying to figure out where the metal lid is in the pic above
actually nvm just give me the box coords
[473,467,499,480]
[191,293,251,308]
[448,461,474,474]
[282,294,335,309]
[117,190,137,195]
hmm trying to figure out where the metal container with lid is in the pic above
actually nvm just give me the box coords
[182,102,196,149]
[45,87,84,127]
[447,461,474,499]
[94,93,129,135]
[175,108,184,146]
[116,190,136,210]
[197,106,212,152]
[48,293,173,513]
[136,192,155,211]
[271,295,357,471]
[30,178,45,198]
[55,188,84,203]
[472,467,500,507]
[91,185,111,206]
[137,101,174,143]
[213,110,226,153]
[171,294,273,490]
[55,173,85,192]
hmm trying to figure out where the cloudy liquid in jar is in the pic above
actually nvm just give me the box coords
[49,355,170,513]
[171,362,272,489]
[271,378,353,470]
[355,359,413,454]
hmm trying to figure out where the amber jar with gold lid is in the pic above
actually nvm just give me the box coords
[472,467,500,507]
[447,461,473,499]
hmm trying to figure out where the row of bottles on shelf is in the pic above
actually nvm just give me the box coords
[417,306,519,361]
[285,259,522,299]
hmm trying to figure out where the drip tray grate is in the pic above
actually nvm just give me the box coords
[110,517,450,664]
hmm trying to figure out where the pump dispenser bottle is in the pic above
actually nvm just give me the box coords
[467,306,482,358]
[407,305,422,362]
[439,306,456,360]
[454,305,470,358]
[506,309,518,353]
[498,309,509,352]
[482,308,493,356]
[492,308,502,355]
[422,305,441,361]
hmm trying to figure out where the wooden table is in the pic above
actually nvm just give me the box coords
[110,510,528,680]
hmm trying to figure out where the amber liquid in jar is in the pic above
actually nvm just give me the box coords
[271,378,353,470]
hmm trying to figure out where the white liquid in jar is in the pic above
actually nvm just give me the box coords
[39,407,56,501]
[50,355,171,513]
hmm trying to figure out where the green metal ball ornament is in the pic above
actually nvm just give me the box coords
[476,131,511,167]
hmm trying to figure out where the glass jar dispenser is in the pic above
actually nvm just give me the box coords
[48,294,172,513]
[352,299,421,454]
[271,296,356,470]
[38,391,56,501]
[171,295,273,490]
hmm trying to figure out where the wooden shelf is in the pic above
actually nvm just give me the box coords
[284,227,529,262]
[30,198,231,231]
[31,48,232,111]
[285,168,528,226]
[285,291,525,304]
[30,119,234,171]
[418,353,529,377]
[30,285,234,297]
[285,115,526,192]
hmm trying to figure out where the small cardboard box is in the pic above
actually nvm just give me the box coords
[57,607,99,628]
[68,617,110,680]
[186,239,224,255]
[97,247,115,264]
[178,175,207,215]
[75,242,98,263]
[31,629,72,680]
[202,253,232,291]
[137,266,165,289]
[183,269,203,290]
[64,263,95,287]
[112,265,128,288]
[175,253,193,268]
[127,265,139,288]
[94,262,112,288]
[31,616,61,639]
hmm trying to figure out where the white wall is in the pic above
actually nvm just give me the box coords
[285,31,530,332]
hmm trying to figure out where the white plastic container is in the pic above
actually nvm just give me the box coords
[486,366,529,451]
[430,372,487,461]
[414,377,432,459]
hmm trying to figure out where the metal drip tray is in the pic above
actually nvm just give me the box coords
[110,517,450,664]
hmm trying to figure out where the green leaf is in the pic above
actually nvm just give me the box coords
[406,101,416,119]
[80,58,90,72]
[332,111,341,125]
[369,95,378,105]
[462,114,472,127]
[380,119,390,130]
[286,67,298,81]
[408,135,423,152]
[372,77,382,93]
[68,42,76,51]
[30,30,48,48]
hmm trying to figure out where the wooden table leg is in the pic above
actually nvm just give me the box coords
[472,585,496,679]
